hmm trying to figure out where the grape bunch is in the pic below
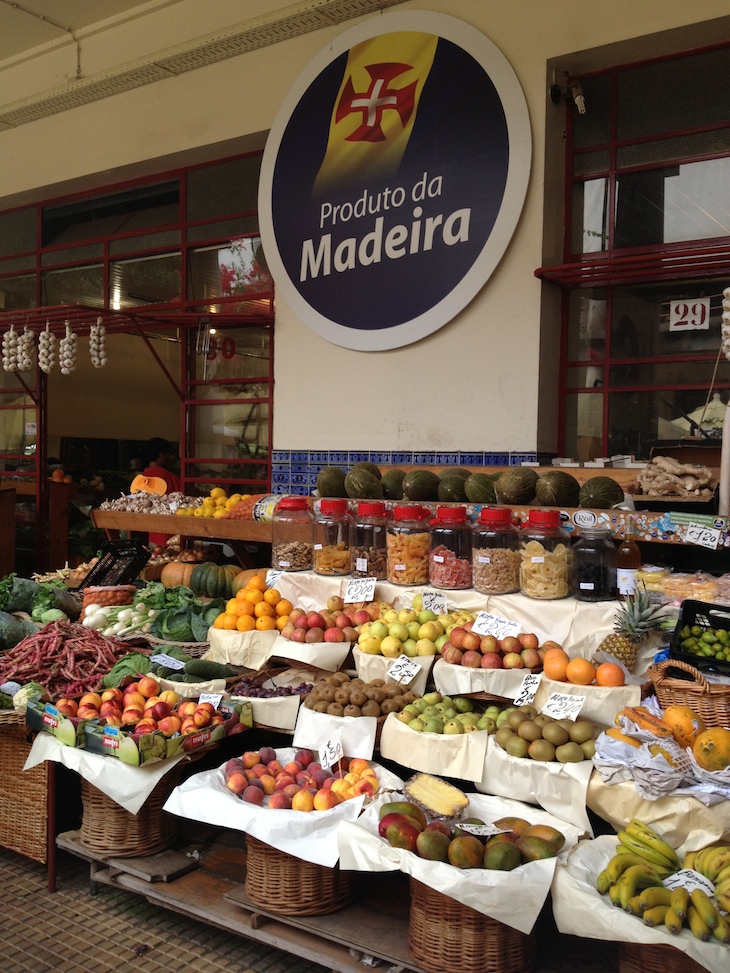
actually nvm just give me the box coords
[230,678,314,698]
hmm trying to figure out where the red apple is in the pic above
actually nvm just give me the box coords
[479,634,500,655]
[290,628,307,643]
[280,622,296,640]
[461,632,481,652]
[480,652,503,669]
[335,613,351,629]
[323,627,345,642]
[442,644,463,665]
[353,609,371,626]
[327,595,345,612]
[502,652,524,669]
[518,632,540,651]
[461,650,483,668]
[520,648,541,670]
[304,627,325,643]
[500,636,521,655]
[306,611,325,630]
[293,614,310,629]
[449,627,468,648]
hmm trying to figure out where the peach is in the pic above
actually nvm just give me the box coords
[259,774,277,795]
[55,698,78,717]
[210,713,225,726]
[266,760,284,777]
[291,789,315,812]
[296,772,316,789]
[77,704,101,720]
[306,761,323,775]
[192,707,212,727]
[244,768,259,782]
[123,691,146,711]
[242,751,261,769]
[196,701,216,716]
[137,676,160,699]
[121,706,144,725]
[99,699,122,716]
[330,779,354,798]
[157,715,182,737]
[347,757,370,775]
[101,688,124,704]
[158,690,181,706]
[225,757,245,776]
[134,722,157,735]
[242,785,264,805]
[312,769,332,788]
[352,777,378,797]
[295,749,314,767]
[252,764,269,779]
[313,788,341,811]
[275,775,297,791]
[344,772,360,785]
[102,713,123,727]
[283,783,302,799]
[227,772,249,795]
[145,700,171,722]
[268,791,292,810]
[283,760,303,776]
[180,716,199,735]
[177,700,198,718]
[79,692,102,709]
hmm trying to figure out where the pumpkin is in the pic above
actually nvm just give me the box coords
[190,562,241,599]
[131,474,168,496]
[160,561,196,589]
[692,726,730,772]
[661,704,705,750]
[231,567,269,595]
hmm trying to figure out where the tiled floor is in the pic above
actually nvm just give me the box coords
[0,845,623,973]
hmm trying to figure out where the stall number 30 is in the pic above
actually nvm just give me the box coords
[669,298,710,331]
[206,336,237,360]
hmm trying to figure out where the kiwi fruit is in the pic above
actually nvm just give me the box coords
[343,704,362,718]
[517,720,543,742]
[507,710,528,730]
[369,678,386,688]
[494,726,515,749]
[349,689,368,707]
[302,696,316,709]
[505,735,530,758]
[334,687,351,705]
[568,720,595,744]
[313,700,330,713]
[325,675,341,686]
[380,698,400,714]
[555,742,586,763]
[361,699,381,718]
[327,701,345,717]
[317,685,335,703]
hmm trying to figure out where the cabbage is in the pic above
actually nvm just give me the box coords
[40,609,67,624]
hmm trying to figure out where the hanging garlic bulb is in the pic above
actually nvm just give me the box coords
[38,322,56,373]
[17,327,35,372]
[59,321,77,375]
[1,324,19,372]
[89,317,107,367]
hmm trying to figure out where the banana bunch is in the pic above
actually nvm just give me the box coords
[597,820,680,911]
[684,844,730,916]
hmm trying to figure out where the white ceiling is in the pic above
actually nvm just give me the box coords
[0,0,154,62]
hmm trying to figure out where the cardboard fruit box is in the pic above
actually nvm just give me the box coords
[25,698,89,748]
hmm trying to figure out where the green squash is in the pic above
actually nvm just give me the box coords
[350,461,382,480]
[190,562,241,599]
[344,468,384,499]
[381,468,407,500]
[463,473,497,504]
[437,475,468,503]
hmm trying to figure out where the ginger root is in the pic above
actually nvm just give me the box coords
[635,456,716,499]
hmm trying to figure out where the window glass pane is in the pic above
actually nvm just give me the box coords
[41,243,104,266]
[187,237,272,303]
[571,178,609,253]
[189,401,270,468]
[0,254,36,273]
[617,129,730,171]
[187,215,259,245]
[42,264,104,307]
[185,459,270,491]
[566,288,607,361]
[566,366,602,388]
[0,208,36,257]
[607,390,727,458]
[572,74,611,148]
[618,48,730,141]
[109,253,181,309]
[615,159,730,248]
[573,150,609,178]
[186,155,261,223]
[108,230,181,256]
[0,388,36,459]
[565,392,604,462]
[0,273,36,310]
[191,326,271,382]
[609,359,730,388]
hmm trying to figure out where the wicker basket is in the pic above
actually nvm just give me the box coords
[79,766,180,858]
[618,942,707,973]
[244,835,357,916]
[407,878,537,973]
[0,713,49,863]
[646,658,730,726]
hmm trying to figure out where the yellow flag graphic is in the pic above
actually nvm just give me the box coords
[313,31,438,195]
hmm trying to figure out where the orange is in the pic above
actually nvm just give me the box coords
[245,575,267,592]
[235,599,255,617]
[595,662,626,687]
[212,613,227,629]
[220,613,238,631]
[275,598,293,617]
[236,614,256,633]
[543,646,568,662]
[263,587,281,606]
[225,598,239,613]
[543,653,570,682]
[244,588,264,605]
[255,615,276,632]
[254,600,275,618]
[565,657,596,686]
[275,614,290,631]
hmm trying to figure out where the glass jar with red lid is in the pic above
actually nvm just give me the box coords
[519,509,571,600]
[386,504,431,585]
[429,506,472,589]
[271,495,313,571]
[472,507,520,594]
[313,497,352,576]
[350,501,388,579]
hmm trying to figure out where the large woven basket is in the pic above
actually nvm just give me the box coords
[244,835,356,916]
[619,942,707,973]
[646,658,730,726]
[407,878,537,973]
[79,766,181,858]
[0,713,49,863]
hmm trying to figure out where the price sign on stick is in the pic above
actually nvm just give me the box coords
[664,869,715,896]
[513,673,542,707]
[471,612,520,639]
[198,693,223,708]
[387,655,421,685]
[541,692,585,722]
[457,822,509,838]
[266,568,284,588]
[344,576,376,603]
[421,589,447,614]
[319,736,343,771]
[150,653,185,670]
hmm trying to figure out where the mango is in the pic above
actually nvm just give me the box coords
[378,801,427,829]
[386,819,422,853]
[492,816,532,837]
[484,841,522,871]
[416,830,451,862]
[447,835,484,869]
[522,824,565,851]
[378,812,424,839]
[516,835,559,862]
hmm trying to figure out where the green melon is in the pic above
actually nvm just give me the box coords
[316,466,347,497]
[464,473,497,504]
[350,461,381,480]
[381,468,407,500]
[438,467,472,480]
[534,470,581,507]
[494,468,539,505]
[344,468,384,500]
[437,475,468,503]
[402,469,441,501]
[578,476,625,509]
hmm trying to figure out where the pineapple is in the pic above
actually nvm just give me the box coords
[403,773,469,821]
[594,588,669,672]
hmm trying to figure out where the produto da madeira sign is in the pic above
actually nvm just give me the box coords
[258,12,531,351]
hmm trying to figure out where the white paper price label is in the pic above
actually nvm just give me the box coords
[541,692,585,721]
[265,568,284,588]
[387,655,421,685]
[471,612,520,639]
[457,822,506,838]
[663,869,715,896]
[319,736,343,771]
[344,576,377,603]
[421,590,447,614]
[198,693,222,708]
[150,653,186,670]
[513,673,542,707]
[683,523,721,550]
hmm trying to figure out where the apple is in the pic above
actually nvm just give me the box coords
[352,609,371,626]
[323,627,345,642]
[520,648,541,670]
[461,632,481,652]
[290,628,307,643]
[442,644,463,665]
[380,635,403,658]
[480,652,503,669]
[369,620,388,640]
[461,650,483,668]
[359,636,383,655]
[280,622,296,640]
[341,626,359,642]
[306,611,325,630]
[293,614,309,629]
[502,652,524,669]
[415,638,436,657]
[479,634,500,655]
[304,627,325,643]
[335,613,352,629]
[500,636,521,656]
[418,621,442,641]
[327,595,345,612]
[518,632,540,651]
[449,626,468,648]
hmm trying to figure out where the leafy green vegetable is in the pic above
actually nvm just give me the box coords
[101,652,152,689]
[0,611,38,650]
[0,574,41,613]
[0,691,13,710]
[40,609,67,624]
[135,581,197,611]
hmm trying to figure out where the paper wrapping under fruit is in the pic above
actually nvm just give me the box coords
[292,707,378,759]
[157,676,227,698]
[337,791,584,935]
[274,572,620,654]
[163,748,403,867]
[353,647,434,696]
[379,711,489,782]
[24,732,184,814]
[553,834,727,973]
[432,657,527,698]
[532,675,641,725]
[474,737,593,833]
[228,692,301,731]
[205,628,278,668]
[586,771,730,850]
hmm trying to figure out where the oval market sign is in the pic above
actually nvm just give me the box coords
[258,11,531,351]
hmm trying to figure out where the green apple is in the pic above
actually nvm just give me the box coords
[443,719,464,735]
[358,621,371,638]
[402,638,419,657]
[388,622,410,642]
[417,609,438,625]
[416,638,437,656]
[435,633,450,653]
[369,620,388,640]
[411,594,423,612]
[359,636,383,655]
[398,609,418,625]
[406,621,422,640]
[380,635,404,658]
[383,609,399,624]
[437,613,453,630]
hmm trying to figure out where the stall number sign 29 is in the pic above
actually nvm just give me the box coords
[669,298,710,332]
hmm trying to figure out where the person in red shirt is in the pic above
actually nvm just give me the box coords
[143,438,181,548]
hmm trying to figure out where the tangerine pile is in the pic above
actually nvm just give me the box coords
[212,574,293,633]
[542,647,625,687]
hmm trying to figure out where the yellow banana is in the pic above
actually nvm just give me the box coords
[643,904,670,927]
[713,911,730,945]
[625,894,644,917]
[637,886,672,911]
[618,865,665,910]
[714,890,730,914]
[682,850,698,870]
[694,844,721,876]
[596,868,611,895]
[625,819,680,867]
[616,831,676,872]
[714,862,730,886]
[670,886,690,919]
[690,888,719,930]
[608,881,624,908]
[606,852,656,886]
[664,905,684,935]
[702,846,730,882]
[688,905,712,942]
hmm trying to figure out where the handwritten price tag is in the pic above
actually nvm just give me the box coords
[198,693,222,708]
[663,869,715,896]
[344,576,377,603]
[387,655,421,685]
[541,692,585,721]
[266,568,284,588]
[421,590,447,614]
[471,612,521,639]
[319,736,343,771]
[150,653,185,670]
[683,523,721,550]
[457,822,507,838]
[513,673,542,707]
